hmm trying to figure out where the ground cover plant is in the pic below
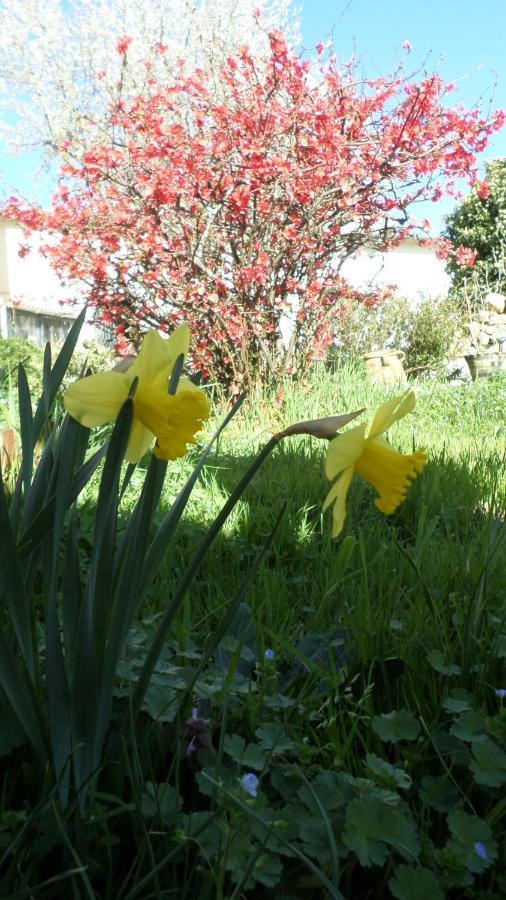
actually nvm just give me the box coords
[0,316,504,898]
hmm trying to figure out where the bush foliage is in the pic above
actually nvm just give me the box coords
[445,159,506,304]
[334,295,463,373]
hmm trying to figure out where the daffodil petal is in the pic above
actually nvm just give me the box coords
[323,466,354,538]
[125,419,155,464]
[325,423,367,481]
[355,436,426,514]
[64,371,129,427]
[176,375,202,394]
[129,325,190,386]
[134,380,210,461]
[154,390,211,460]
[368,391,416,439]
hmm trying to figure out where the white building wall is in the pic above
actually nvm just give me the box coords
[0,217,96,342]
[341,238,451,303]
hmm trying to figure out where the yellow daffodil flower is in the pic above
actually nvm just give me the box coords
[64,325,210,463]
[323,391,426,537]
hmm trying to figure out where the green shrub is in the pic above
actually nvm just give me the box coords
[404,296,463,373]
[66,339,116,380]
[445,158,506,303]
[0,336,44,397]
[335,295,464,374]
[0,337,115,416]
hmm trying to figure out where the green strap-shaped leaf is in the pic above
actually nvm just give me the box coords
[45,415,86,804]
[94,454,168,763]
[0,458,35,680]
[31,307,85,440]
[0,632,46,760]
[17,441,106,560]
[71,398,133,793]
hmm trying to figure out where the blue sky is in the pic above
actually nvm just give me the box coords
[300,0,506,230]
[1,0,505,233]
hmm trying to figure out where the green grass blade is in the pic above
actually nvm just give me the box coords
[131,434,280,720]
[20,426,57,533]
[61,511,82,666]
[42,342,52,424]
[177,503,287,715]
[95,455,168,761]
[88,400,134,666]
[140,393,246,593]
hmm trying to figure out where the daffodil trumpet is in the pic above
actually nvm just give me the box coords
[323,391,426,537]
[64,326,210,464]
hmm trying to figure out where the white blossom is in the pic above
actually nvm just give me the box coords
[0,0,300,158]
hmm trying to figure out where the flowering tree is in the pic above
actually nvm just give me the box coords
[7,34,504,386]
[0,0,298,158]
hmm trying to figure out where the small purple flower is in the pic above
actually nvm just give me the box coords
[186,736,198,756]
[264,648,275,661]
[184,707,213,757]
[495,689,506,699]
[241,773,259,798]
[474,841,488,861]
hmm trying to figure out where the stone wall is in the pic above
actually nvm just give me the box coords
[464,293,506,355]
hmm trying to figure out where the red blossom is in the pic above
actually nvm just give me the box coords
[476,180,490,200]
[455,245,478,267]
[116,36,132,55]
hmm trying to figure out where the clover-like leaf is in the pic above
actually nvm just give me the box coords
[427,649,461,676]
[445,809,497,874]
[297,770,345,815]
[141,782,182,824]
[251,852,283,887]
[389,864,445,900]
[343,796,420,867]
[419,775,460,813]
[431,730,470,766]
[442,689,473,714]
[270,766,304,800]
[450,711,485,742]
[224,734,246,761]
[372,710,420,743]
[365,754,412,791]
[255,722,295,754]
[470,737,506,787]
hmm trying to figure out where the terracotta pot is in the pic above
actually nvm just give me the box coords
[364,350,406,383]
[0,427,17,473]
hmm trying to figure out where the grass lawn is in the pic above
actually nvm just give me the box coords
[1,360,505,899]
